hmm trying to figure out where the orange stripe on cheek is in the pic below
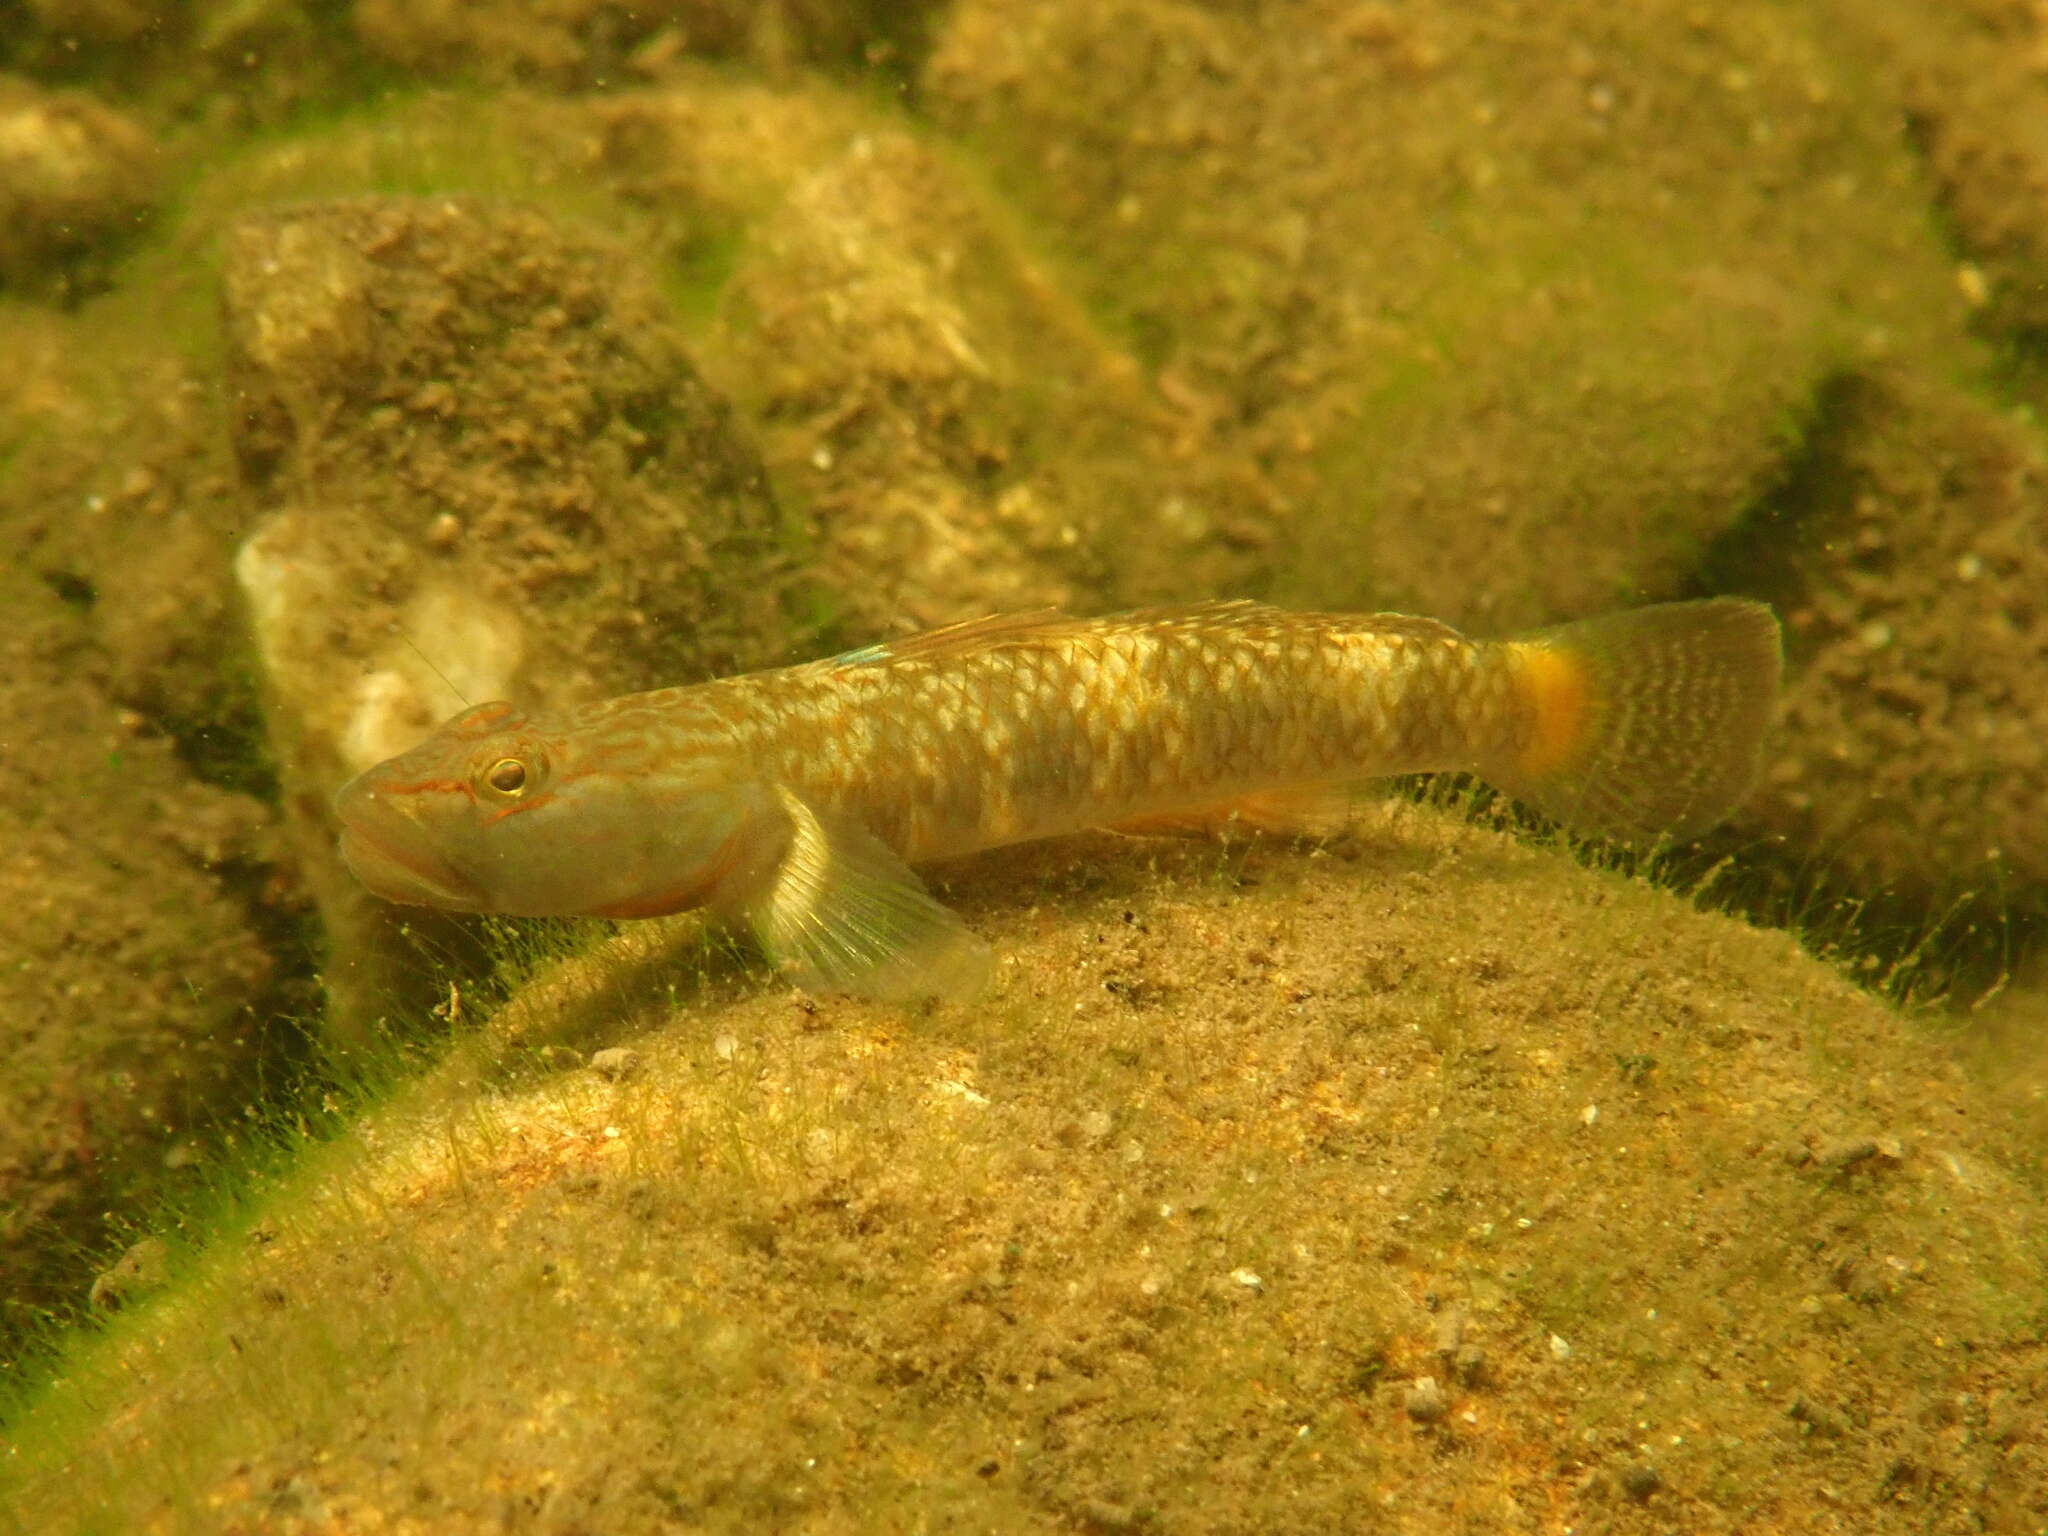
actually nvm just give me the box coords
[480,791,554,827]
[1513,643,1590,776]
[376,777,473,799]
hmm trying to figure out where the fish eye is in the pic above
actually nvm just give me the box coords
[484,757,528,796]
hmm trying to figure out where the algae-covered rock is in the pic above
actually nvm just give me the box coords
[1734,371,2048,899]
[220,196,792,1038]
[0,569,275,1348]
[702,120,1301,629]
[352,0,940,86]
[24,0,159,46]
[6,820,2043,1532]
[0,74,157,292]
[1882,0,2048,369]
[925,0,1976,630]
[708,130,1121,626]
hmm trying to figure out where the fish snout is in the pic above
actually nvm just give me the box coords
[333,771,489,911]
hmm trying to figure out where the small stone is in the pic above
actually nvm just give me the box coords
[1404,1376,1448,1423]
[0,78,159,284]
[1230,1267,1264,1292]
[1079,1109,1114,1143]
[1619,1461,1662,1501]
[589,1047,643,1082]
[267,1474,328,1520]
[1548,1332,1573,1361]
[1453,1343,1490,1386]
[1433,1306,1466,1361]
[1817,1136,1880,1169]
[712,1033,739,1061]
[88,1236,171,1310]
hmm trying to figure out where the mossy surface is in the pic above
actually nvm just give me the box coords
[5,816,2044,1533]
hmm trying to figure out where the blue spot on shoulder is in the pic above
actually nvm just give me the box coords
[824,643,892,668]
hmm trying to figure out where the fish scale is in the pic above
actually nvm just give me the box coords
[335,598,1782,1001]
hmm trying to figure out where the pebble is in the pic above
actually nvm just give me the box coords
[0,77,158,284]
[88,1236,171,1310]
[424,512,463,550]
[1620,1461,1662,1501]
[1454,1343,1490,1385]
[1820,1135,1878,1167]
[1404,1376,1447,1423]
[1433,1307,1465,1361]
[589,1047,643,1082]
[1809,1134,1905,1171]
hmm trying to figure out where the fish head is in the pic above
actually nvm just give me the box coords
[334,700,766,919]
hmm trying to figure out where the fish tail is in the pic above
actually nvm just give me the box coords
[1481,598,1782,840]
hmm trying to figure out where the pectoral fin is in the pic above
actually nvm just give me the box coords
[744,788,992,1003]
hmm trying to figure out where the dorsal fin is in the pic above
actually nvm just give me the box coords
[818,609,1078,669]
[820,600,1298,670]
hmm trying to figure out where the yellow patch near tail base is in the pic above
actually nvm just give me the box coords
[1480,599,1781,841]
[1510,642,1593,779]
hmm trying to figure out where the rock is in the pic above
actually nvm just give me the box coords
[0,75,157,292]
[926,0,1976,631]
[0,570,275,1353]
[88,1236,170,1310]
[590,1047,644,1082]
[707,131,1126,629]
[11,819,2048,1532]
[1733,371,2048,910]
[1404,1376,1447,1423]
[1619,1461,1662,1501]
[352,0,940,87]
[219,196,790,1041]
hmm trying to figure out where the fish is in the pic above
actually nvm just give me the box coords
[335,598,1781,1002]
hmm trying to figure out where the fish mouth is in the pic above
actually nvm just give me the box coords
[334,776,488,911]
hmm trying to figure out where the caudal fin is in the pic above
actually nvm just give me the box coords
[1482,598,1782,841]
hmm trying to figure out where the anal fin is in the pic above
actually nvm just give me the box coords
[744,788,992,1003]
[1103,784,1362,841]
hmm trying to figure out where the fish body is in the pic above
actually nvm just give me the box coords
[336,599,1781,1000]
